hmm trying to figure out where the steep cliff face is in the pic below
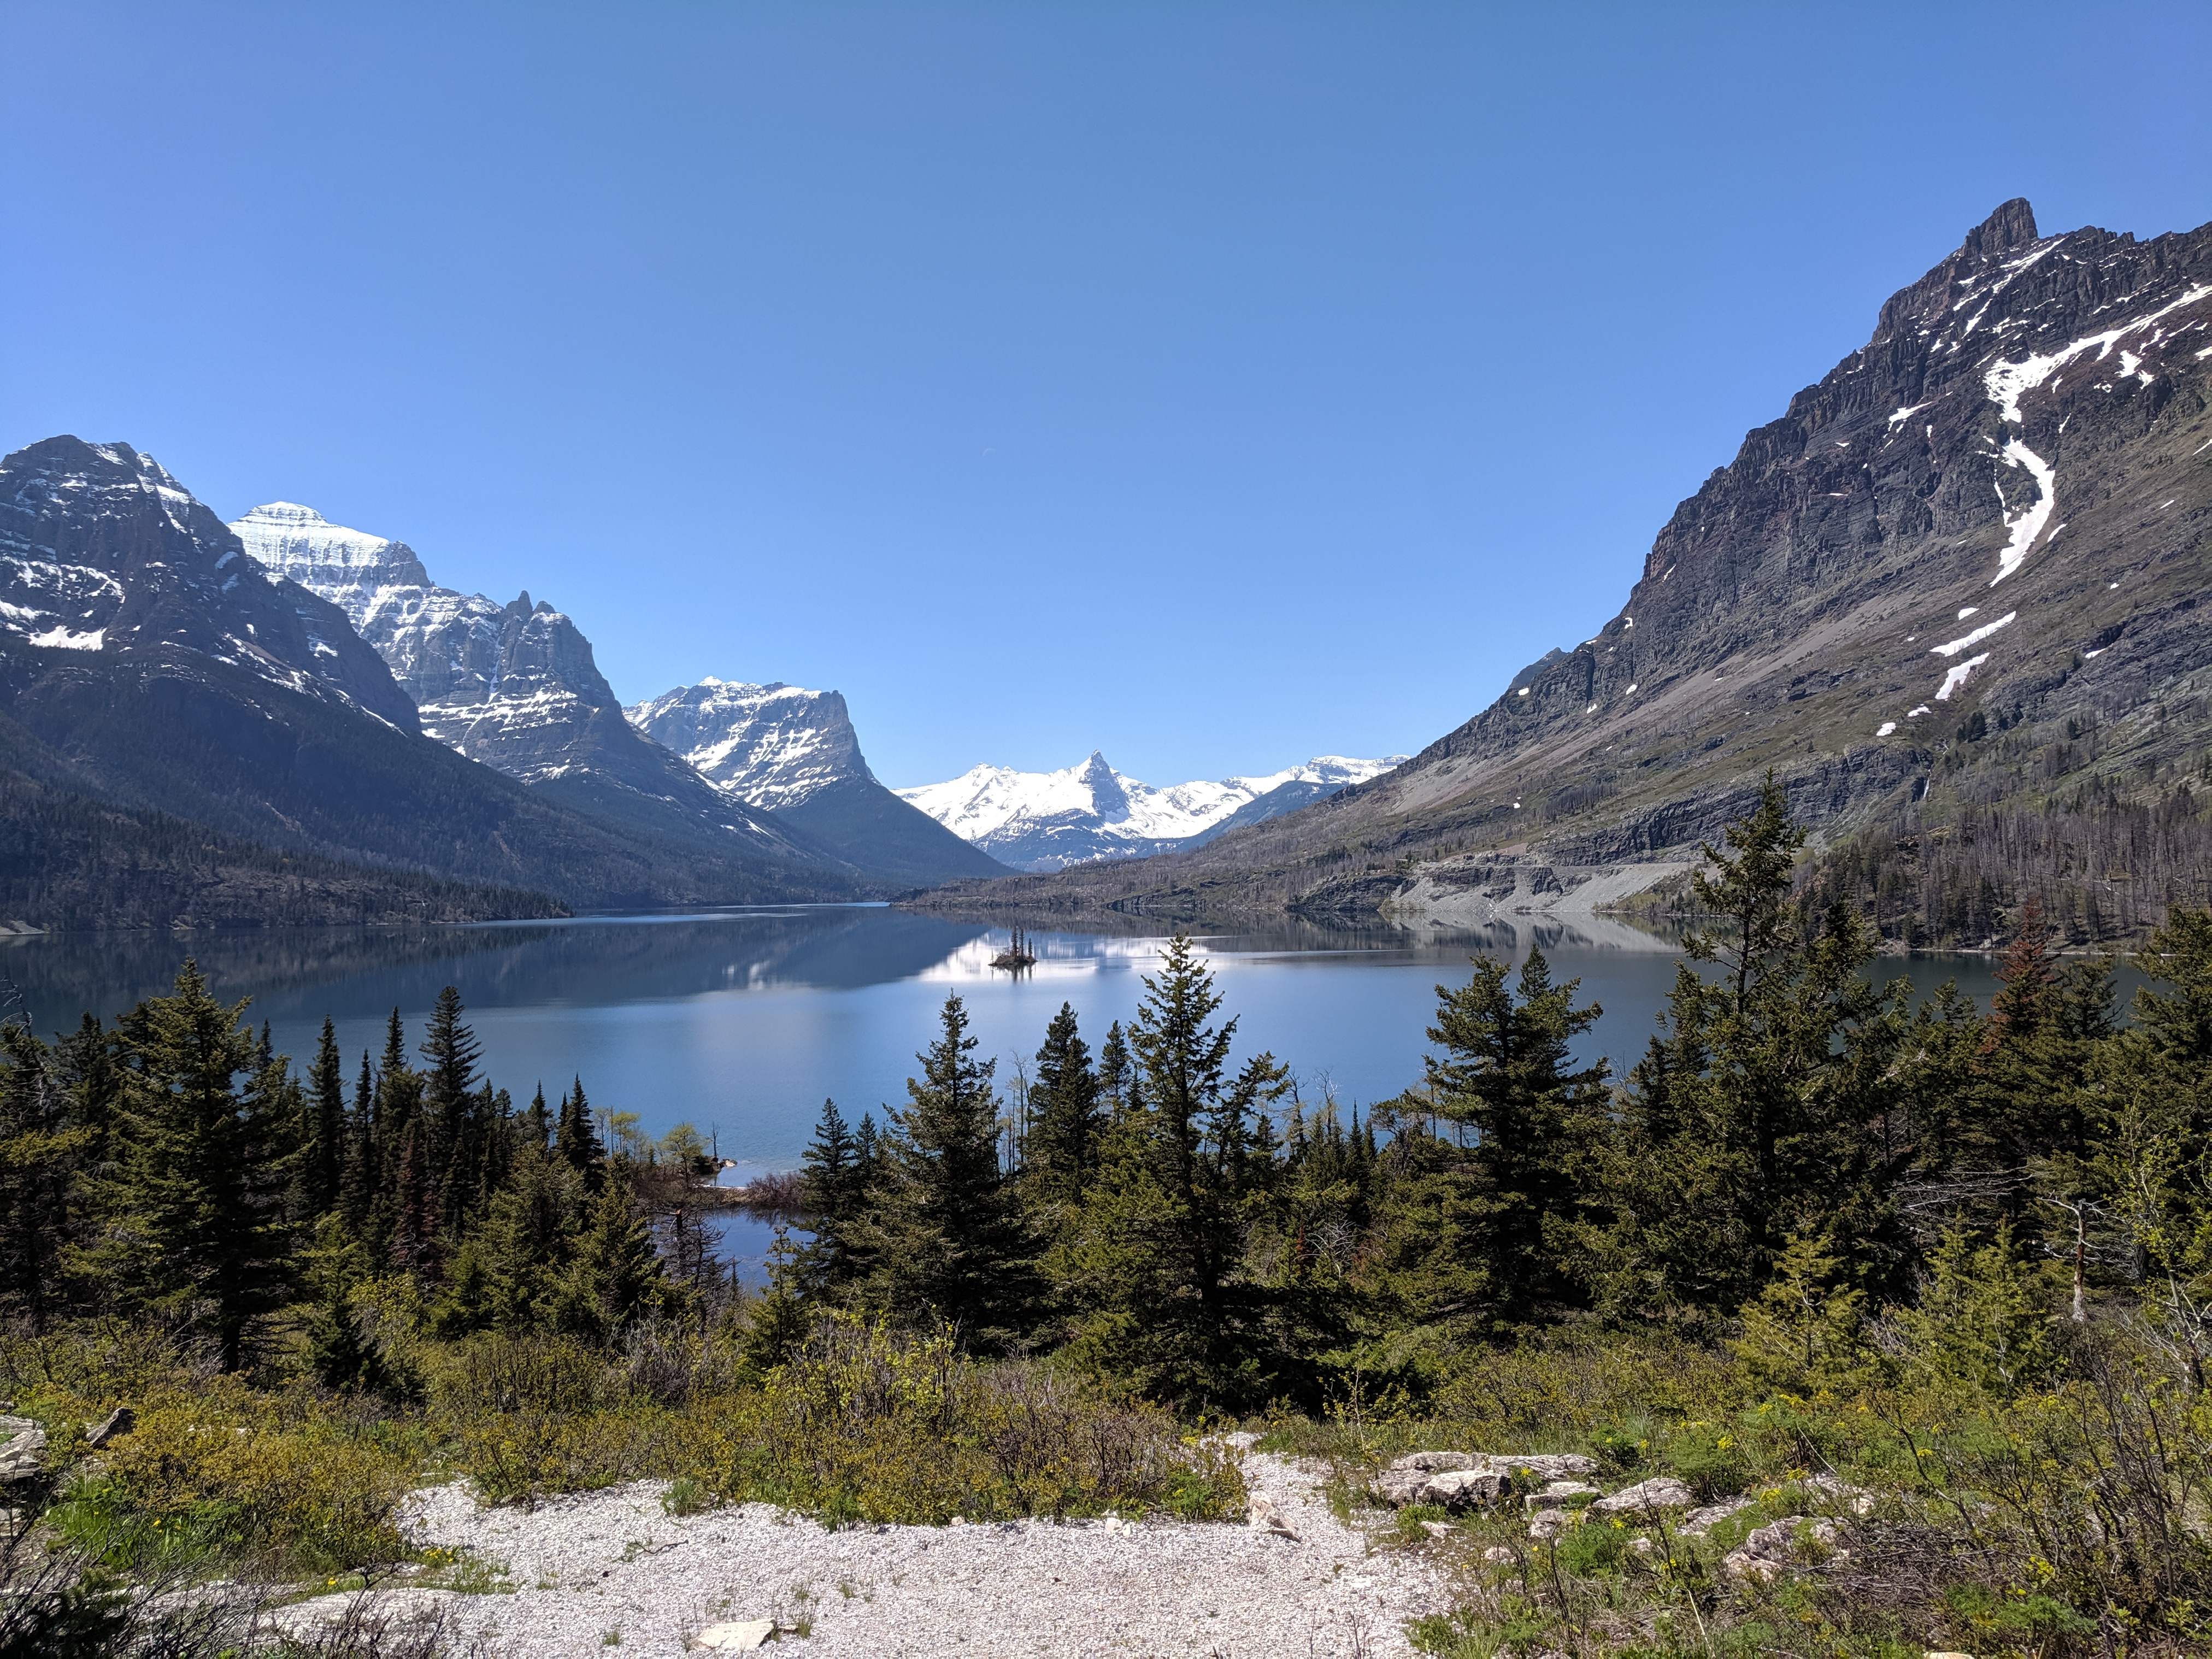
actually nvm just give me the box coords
[233,504,834,866]
[626,679,874,808]
[2,444,415,729]
[910,201,2212,919]
[628,678,1006,885]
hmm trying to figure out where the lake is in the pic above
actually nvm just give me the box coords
[0,904,2120,1276]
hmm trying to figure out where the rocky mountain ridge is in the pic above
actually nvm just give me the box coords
[907,200,2212,928]
[0,439,869,916]
[231,503,834,865]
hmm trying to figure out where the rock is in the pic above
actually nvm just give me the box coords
[1247,1493,1298,1540]
[1523,1480,1600,1511]
[695,1620,776,1652]
[1419,1520,1452,1540]
[1721,1516,1844,1582]
[1805,1473,1876,1516]
[1419,1469,1513,1511]
[1627,1537,1654,1557]
[0,1423,46,1482]
[1372,1450,1595,1507]
[1592,1476,1694,1514]
[1924,1652,1975,1658]
[85,1407,134,1449]
[1681,1496,1754,1533]
[1485,1452,1599,1481]
[1481,1545,1516,1563]
[1528,1509,1569,1539]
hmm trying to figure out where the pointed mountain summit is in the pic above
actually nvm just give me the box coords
[913,200,2212,926]
[627,679,1004,885]
[232,503,836,867]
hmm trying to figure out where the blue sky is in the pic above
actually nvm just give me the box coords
[4,3,2208,789]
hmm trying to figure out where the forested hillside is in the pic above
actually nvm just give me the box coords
[4,784,2212,1652]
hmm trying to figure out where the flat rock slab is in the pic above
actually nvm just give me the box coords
[399,1450,1450,1657]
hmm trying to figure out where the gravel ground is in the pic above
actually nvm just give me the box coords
[279,1449,1451,1657]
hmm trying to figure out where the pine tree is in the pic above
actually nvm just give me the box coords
[86,963,295,1371]
[1417,949,1608,1323]
[1097,1021,1135,1119]
[0,1023,91,1333]
[562,1180,666,1339]
[796,1098,863,1296]
[303,1017,346,1217]
[421,986,485,1227]
[389,1119,441,1280]
[556,1077,605,1194]
[1571,778,1907,1317]
[852,993,1032,1346]
[1024,1003,1102,1215]
[1054,936,1271,1406]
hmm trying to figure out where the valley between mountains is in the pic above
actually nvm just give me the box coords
[0,198,2204,940]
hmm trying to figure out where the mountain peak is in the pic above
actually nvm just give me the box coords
[1961,197,2039,261]
[626,678,875,809]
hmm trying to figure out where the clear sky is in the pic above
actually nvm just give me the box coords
[4,3,2207,789]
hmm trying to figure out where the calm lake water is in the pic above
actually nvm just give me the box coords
[0,904,2127,1276]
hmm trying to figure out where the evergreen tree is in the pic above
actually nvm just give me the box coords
[796,1098,863,1296]
[1024,1003,1102,1215]
[1054,936,1273,1406]
[1416,949,1608,1323]
[0,1023,91,1333]
[523,1083,552,1151]
[445,1146,579,1334]
[340,1050,380,1238]
[562,1180,666,1339]
[389,1119,441,1280]
[303,1016,346,1217]
[86,963,295,1371]
[421,986,485,1226]
[1097,1020,1135,1119]
[1570,778,1907,1317]
[852,993,1032,1346]
[555,1077,605,1194]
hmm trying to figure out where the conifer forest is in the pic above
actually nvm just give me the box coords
[4,781,2212,1655]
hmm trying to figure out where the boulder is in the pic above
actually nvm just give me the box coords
[1528,1508,1569,1540]
[1592,1476,1694,1514]
[1680,1496,1754,1533]
[0,1422,46,1482]
[1721,1516,1844,1583]
[1489,1453,1599,1481]
[85,1406,134,1449]
[695,1620,776,1652]
[1481,1544,1515,1563]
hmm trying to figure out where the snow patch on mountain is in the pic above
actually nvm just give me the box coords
[625,679,874,810]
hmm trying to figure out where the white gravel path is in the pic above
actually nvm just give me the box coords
[285,1450,1450,1657]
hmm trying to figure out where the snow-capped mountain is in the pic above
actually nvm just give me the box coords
[0,444,415,728]
[896,751,1404,871]
[625,679,873,810]
[230,503,826,863]
[627,678,1006,884]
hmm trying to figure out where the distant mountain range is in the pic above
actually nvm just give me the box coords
[895,751,1404,871]
[909,201,2212,941]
